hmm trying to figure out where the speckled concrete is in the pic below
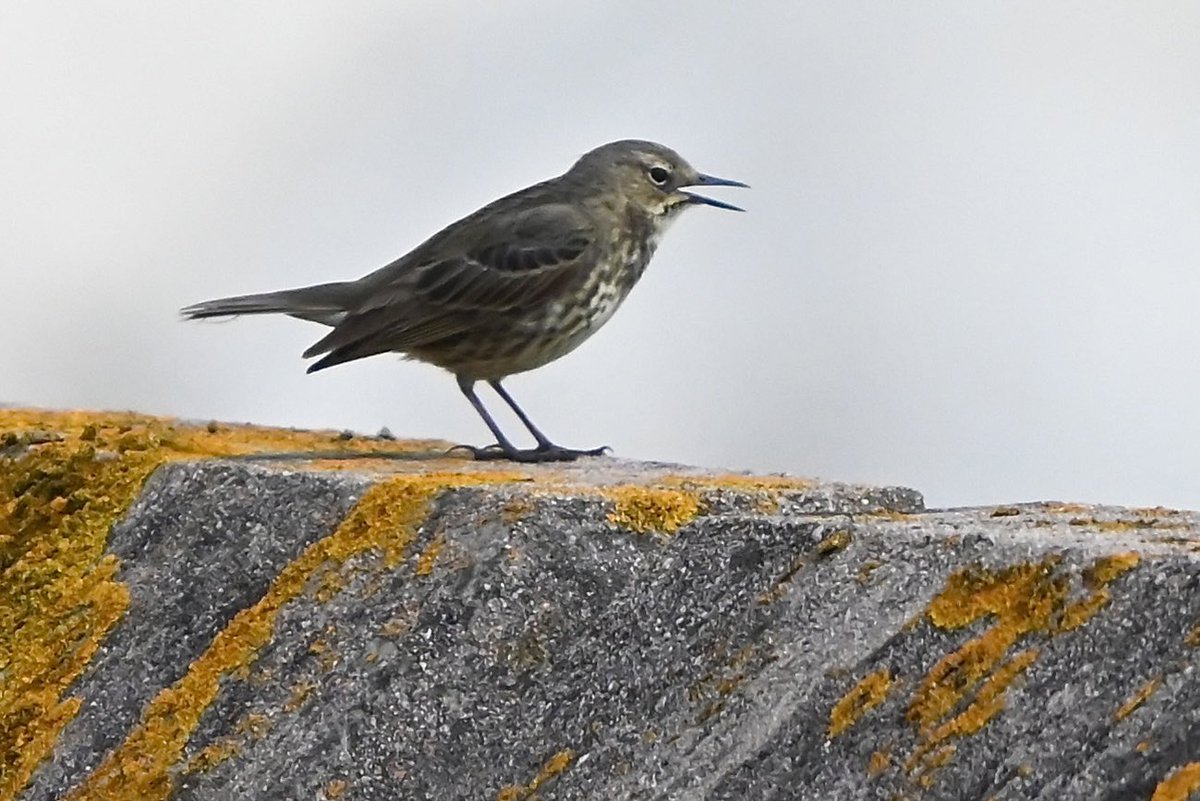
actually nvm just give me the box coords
[19,456,1200,801]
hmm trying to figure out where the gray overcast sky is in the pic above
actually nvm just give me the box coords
[4,2,1198,509]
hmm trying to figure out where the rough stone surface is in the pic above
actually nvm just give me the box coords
[15,449,1200,801]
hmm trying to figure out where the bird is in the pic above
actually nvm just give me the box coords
[182,139,747,463]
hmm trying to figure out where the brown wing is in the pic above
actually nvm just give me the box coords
[303,203,596,371]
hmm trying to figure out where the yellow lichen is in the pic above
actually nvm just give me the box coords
[815,529,853,556]
[64,470,520,801]
[663,473,814,493]
[1087,553,1141,585]
[658,473,814,517]
[415,532,445,577]
[923,649,1038,744]
[905,551,1139,784]
[604,486,702,534]
[757,553,807,605]
[911,744,957,788]
[283,680,317,713]
[182,709,272,776]
[867,747,891,777]
[1115,676,1161,722]
[1058,553,1140,632]
[1057,589,1113,632]
[501,497,536,524]
[1152,763,1200,801]
[0,415,178,798]
[236,712,270,738]
[313,569,348,603]
[495,749,575,800]
[184,736,242,775]
[0,406,443,799]
[829,668,892,737]
[1186,623,1200,648]
[324,778,349,799]
[1067,517,1186,533]
[910,559,1064,745]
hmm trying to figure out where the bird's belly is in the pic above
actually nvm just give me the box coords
[417,283,630,380]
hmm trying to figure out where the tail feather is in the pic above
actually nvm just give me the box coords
[181,281,358,325]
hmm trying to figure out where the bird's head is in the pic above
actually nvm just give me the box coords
[569,140,748,218]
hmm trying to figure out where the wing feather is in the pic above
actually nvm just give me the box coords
[303,202,597,370]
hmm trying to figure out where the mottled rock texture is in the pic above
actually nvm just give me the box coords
[3,410,1199,801]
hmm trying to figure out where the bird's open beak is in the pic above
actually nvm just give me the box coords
[680,173,749,212]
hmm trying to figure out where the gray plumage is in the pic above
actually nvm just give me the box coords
[182,139,746,461]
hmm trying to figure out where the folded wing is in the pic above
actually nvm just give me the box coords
[304,203,597,372]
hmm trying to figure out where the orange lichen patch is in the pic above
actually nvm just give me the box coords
[283,680,317,713]
[0,414,176,799]
[1115,677,1162,722]
[1152,763,1200,801]
[816,529,853,556]
[1130,506,1184,517]
[911,558,1064,753]
[757,552,807,605]
[1041,503,1091,515]
[181,709,269,776]
[415,532,445,577]
[868,509,917,522]
[829,668,893,737]
[0,409,433,463]
[924,559,1065,632]
[1057,590,1112,631]
[324,778,349,799]
[687,644,764,726]
[923,648,1037,744]
[502,497,536,524]
[1087,553,1141,584]
[183,735,242,775]
[911,744,957,788]
[868,747,891,777]
[1067,517,1187,533]
[65,470,522,801]
[1057,553,1140,632]
[308,636,341,673]
[857,560,882,586]
[236,712,270,738]
[905,550,1140,784]
[604,485,702,534]
[664,473,815,493]
[496,749,575,801]
[658,473,817,516]
[313,569,348,603]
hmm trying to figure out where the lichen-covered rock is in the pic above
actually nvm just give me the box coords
[3,409,1198,801]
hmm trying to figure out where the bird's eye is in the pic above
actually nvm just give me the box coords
[648,166,671,186]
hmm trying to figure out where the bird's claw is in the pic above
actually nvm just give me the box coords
[456,442,610,463]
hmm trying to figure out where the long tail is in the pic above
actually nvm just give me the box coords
[181,281,358,326]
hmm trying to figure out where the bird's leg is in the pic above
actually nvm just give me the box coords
[454,376,525,460]
[488,379,608,460]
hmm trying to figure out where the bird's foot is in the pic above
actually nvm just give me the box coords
[455,442,610,463]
